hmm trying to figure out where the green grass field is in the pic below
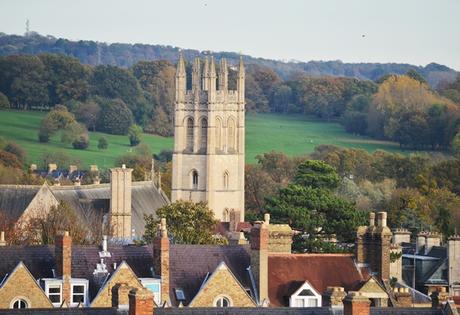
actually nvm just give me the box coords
[0,110,407,168]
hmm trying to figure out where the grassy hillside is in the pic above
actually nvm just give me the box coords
[0,110,408,168]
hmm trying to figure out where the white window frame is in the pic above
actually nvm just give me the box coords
[289,281,322,308]
[10,297,30,309]
[140,278,162,306]
[43,279,63,307]
[70,279,88,307]
[214,295,232,307]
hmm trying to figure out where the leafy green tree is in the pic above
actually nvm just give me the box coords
[265,159,366,252]
[38,105,76,142]
[294,160,340,189]
[406,69,427,84]
[39,54,90,105]
[143,201,221,245]
[97,98,134,135]
[98,137,108,150]
[75,101,101,131]
[0,55,49,109]
[91,65,144,122]
[128,124,143,146]
[0,92,10,108]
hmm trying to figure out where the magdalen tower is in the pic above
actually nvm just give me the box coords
[171,54,245,222]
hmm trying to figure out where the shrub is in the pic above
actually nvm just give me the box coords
[128,124,142,146]
[98,137,108,150]
[72,134,89,150]
[0,92,10,109]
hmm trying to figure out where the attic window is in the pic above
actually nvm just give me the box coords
[289,281,321,308]
[175,288,186,301]
[298,289,315,296]
[11,298,28,309]
[215,296,231,307]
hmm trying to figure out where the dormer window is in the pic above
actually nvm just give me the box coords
[140,278,162,306]
[289,281,321,308]
[72,284,85,304]
[48,284,62,304]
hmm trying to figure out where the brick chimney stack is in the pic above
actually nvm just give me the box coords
[250,213,269,305]
[394,287,412,307]
[343,292,370,315]
[128,288,154,315]
[55,231,72,306]
[153,218,170,305]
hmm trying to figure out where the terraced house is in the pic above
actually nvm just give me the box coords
[1,211,459,315]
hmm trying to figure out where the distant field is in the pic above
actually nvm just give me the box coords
[0,110,408,168]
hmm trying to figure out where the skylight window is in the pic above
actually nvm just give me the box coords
[175,288,186,301]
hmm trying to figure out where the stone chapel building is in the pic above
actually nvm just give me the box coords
[171,54,245,222]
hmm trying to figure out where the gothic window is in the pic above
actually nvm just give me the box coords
[227,117,236,151]
[215,296,231,307]
[192,170,199,189]
[215,117,222,151]
[223,171,229,190]
[11,298,28,309]
[200,118,208,152]
[186,117,194,151]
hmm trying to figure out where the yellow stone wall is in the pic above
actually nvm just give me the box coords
[91,263,144,307]
[0,264,53,309]
[189,264,255,307]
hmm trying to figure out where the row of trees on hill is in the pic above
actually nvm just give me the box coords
[2,53,460,151]
[1,32,458,86]
[0,54,175,136]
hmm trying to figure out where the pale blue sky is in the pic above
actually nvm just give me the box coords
[0,0,459,69]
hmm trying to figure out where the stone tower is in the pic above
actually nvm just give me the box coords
[110,165,133,240]
[171,54,245,222]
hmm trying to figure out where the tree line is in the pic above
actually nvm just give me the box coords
[1,32,458,86]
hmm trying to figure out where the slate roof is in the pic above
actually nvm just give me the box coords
[168,244,251,306]
[0,185,40,220]
[0,244,251,306]
[0,181,169,237]
[268,254,367,307]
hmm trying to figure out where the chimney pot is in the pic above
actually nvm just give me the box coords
[264,213,270,225]
[369,212,375,226]
[377,212,387,227]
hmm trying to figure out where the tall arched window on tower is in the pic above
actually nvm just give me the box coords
[191,170,199,189]
[215,117,222,151]
[200,117,208,152]
[186,117,194,152]
[227,117,236,152]
[223,171,229,190]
